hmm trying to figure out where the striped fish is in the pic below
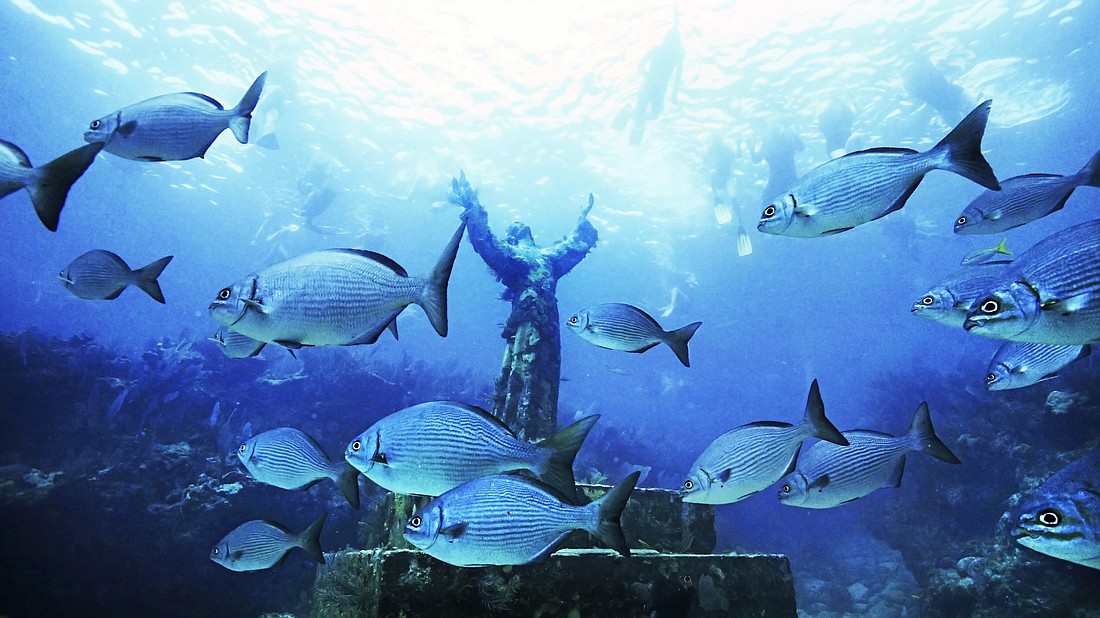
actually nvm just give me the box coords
[59,250,173,304]
[403,471,639,567]
[1014,453,1100,570]
[955,150,1100,235]
[210,513,326,572]
[345,401,597,502]
[777,402,960,509]
[239,427,359,509]
[757,100,1000,238]
[986,341,1090,391]
[0,141,102,231]
[965,218,1100,344]
[961,238,1012,266]
[85,72,267,162]
[209,223,464,349]
[566,302,702,367]
[210,329,267,359]
[912,263,1010,328]
[681,379,849,505]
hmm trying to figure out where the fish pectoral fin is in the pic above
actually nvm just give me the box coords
[242,297,268,313]
[440,522,468,539]
[793,205,817,217]
[821,227,853,236]
[229,549,245,561]
[985,209,1003,221]
[369,452,388,465]
[117,120,138,137]
[716,468,733,483]
[1042,293,1090,315]
[274,339,306,350]
[808,474,830,490]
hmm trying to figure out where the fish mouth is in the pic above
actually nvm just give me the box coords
[1011,526,1039,540]
[57,275,73,285]
[963,319,980,331]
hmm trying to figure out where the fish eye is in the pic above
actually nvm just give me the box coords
[920,296,934,306]
[238,444,246,453]
[1037,509,1060,526]
[410,515,422,528]
[90,119,100,130]
[568,316,577,324]
[212,547,219,555]
[351,440,361,452]
[683,575,693,585]
[956,216,967,226]
[218,287,232,300]
[986,373,997,384]
[763,205,775,218]
[683,479,693,491]
[980,299,1000,314]
[781,484,790,493]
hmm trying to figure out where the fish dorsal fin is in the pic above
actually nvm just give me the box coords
[783,442,803,476]
[743,420,794,429]
[618,303,663,331]
[808,474,830,490]
[450,402,519,438]
[330,249,408,277]
[845,429,897,440]
[440,522,468,539]
[1015,173,1063,180]
[842,146,919,157]
[182,91,225,109]
[0,140,31,167]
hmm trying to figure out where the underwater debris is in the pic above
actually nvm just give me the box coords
[1045,390,1087,416]
[478,571,522,613]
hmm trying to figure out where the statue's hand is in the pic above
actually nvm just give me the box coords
[582,193,594,218]
[449,170,478,208]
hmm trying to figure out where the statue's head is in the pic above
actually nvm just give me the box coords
[505,221,534,246]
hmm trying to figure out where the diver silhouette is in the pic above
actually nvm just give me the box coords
[903,55,971,126]
[620,15,684,146]
[449,172,598,440]
[704,135,752,256]
[753,126,805,207]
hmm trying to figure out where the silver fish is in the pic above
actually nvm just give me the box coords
[566,302,701,367]
[986,341,1090,391]
[960,238,1012,266]
[912,263,1009,328]
[209,223,465,349]
[777,402,960,509]
[210,513,326,572]
[758,100,1000,237]
[965,218,1100,344]
[1014,453,1100,570]
[0,141,102,231]
[239,427,359,509]
[85,72,267,162]
[403,471,639,567]
[209,329,267,359]
[59,250,173,304]
[681,379,849,505]
[346,401,596,501]
[954,151,1100,235]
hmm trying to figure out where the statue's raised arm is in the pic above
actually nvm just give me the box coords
[449,171,515,277]
[546,193,599,280]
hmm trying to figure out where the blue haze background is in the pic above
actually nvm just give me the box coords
[0,0,1098,616]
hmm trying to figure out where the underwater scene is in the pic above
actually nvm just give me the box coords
[2,0,1099,616]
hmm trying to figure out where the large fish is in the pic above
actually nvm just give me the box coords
[954,151,1100,235]
[986,341,1090,391]
[0,141,102,231]
[912,263,1009,328]
[210,513,326,572]
[964,218,1100,344]
[777,402,960,509]
[59,250,173,304]
[209,223,465,349]
[346,401,596,502]
[566,302,702,367]
[84,72,267,162]
[239,427,360,509]
[1014,453,1100,570]
[681,379,849,505]
[403,471,639,567]
[757,100,1000,238]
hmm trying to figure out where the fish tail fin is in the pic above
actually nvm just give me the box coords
[993,237,1011,256]
[906,402,961,464]
[131,255,174,304]
[591,470,640,558]
[28,143,103,231]
[801,379,849,446]
[665,321,702,367]
[933,99,1000,191]
[1079,149,1100,188]
[230,71,269,144]
[537,414,600,502]
[336,462,361,509]
[418,222,466,337]
[297,513,327,564]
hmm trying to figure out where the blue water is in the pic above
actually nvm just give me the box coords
[1,1,1099,616]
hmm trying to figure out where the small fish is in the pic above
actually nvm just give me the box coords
[208,401,222,427]
[239,427,359,508]
[1014,453,1100,570]
[961,238,1012,266]
[59,250,174,303]
[209,223,465,349]
[209,329,267,359]
[403,471,639,567]
[107,387,130,420]
[210,513,326,572]
[681,379,849,505]
[0,141,103,231]
[777,402,960,509]
[346,401,596,502]
[965,218,1100,344]
[85,72,268,162]
[985,342,1090,391]
[911,263,1009,328]
[757,100,1000,237]
[954,151,1100,235]
[566,303,701,367]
